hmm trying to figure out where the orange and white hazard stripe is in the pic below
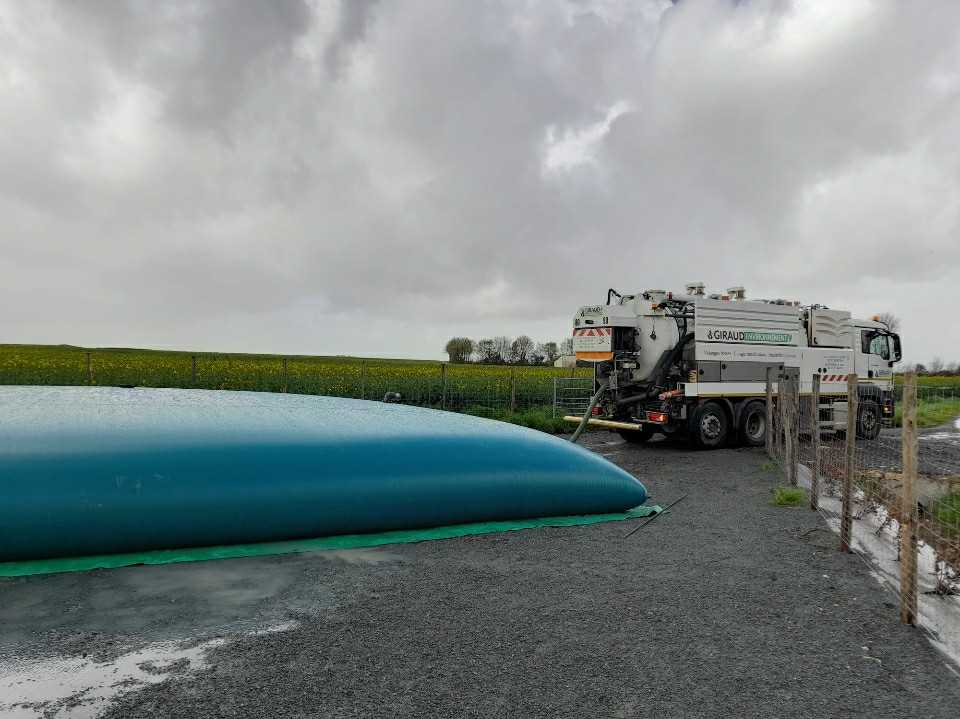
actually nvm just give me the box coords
[572,327,612,337]
[820,374,848,382]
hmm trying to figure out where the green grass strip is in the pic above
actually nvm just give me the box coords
[0,505,660,578]
[893,397,960,428]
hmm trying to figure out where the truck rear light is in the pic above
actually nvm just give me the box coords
[592,406,602,415]
[646,411,668,424]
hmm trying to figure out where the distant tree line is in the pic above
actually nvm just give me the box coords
[444,336,575,365]
[907,358,960,376]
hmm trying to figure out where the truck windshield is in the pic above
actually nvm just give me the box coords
[862,330,890,360]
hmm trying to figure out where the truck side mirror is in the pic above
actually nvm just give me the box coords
[891,333,902,362]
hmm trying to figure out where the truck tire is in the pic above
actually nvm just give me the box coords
[857,401,881,440]
[690,401,729,450]
[737,400,767,447]
[618,427,655,444]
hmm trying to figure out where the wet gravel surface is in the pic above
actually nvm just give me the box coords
[4,435,960,718]
[863,422,960,476]
[805,420,960,480]
[893,420,960,475]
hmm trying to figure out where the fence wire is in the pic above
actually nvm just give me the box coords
[768,373,960,652]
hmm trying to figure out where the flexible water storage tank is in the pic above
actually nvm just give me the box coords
[0,387,647,561]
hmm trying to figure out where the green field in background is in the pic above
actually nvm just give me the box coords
[895,374,960,388]
[4,344,957,430]
[0,344,593,412]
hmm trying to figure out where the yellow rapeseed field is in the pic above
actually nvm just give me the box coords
[0,345,593,412]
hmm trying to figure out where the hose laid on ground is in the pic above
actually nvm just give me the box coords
[569,380,609,444]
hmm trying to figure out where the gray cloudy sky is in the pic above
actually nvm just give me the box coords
[2,0,959,363]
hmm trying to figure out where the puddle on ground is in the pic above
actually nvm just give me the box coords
[0,621,298,719]
[918,417,960,447]
[795,465,960,668]
[919,432,960,447]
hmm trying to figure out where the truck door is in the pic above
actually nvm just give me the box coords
[858,330,896,383]
[857,330,898,426]
[864,330,888,379]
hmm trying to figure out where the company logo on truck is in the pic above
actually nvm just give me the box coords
[706,329,792,344]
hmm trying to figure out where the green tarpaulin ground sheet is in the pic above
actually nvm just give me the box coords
[0,504,661,578]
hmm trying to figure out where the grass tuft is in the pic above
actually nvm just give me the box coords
[772,486,807,507]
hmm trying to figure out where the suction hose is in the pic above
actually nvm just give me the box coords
[569,379,609,444]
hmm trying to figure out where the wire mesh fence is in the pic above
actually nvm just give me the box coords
[552,376,596,418]
[768,371,960,650]
[0,346,594,416]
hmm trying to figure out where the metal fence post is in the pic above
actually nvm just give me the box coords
[510,368,517,412]
[282,357,288,393]
[440,363,447,410]
[360,361,366,400]
[810,374,820,510]
[86,351,93,385]
[900,372,919,625]
[840,373,858,553]
[191,354,198,386]
[765,367,774,458]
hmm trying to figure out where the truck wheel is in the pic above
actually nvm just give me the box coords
[857,401,881,440]
[618,427,655,444]
[738,401,767,447]
[691,401,729,450]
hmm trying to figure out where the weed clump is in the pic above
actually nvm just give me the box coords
[772,486,806,507]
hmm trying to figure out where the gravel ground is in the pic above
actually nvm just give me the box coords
[797,420,960,481]
[861,421,960,476]
[3,434,960,718]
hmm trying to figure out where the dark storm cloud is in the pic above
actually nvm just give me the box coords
[0,0,958,362]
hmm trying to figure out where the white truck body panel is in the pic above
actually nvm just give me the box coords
[809,308,853,348]
[695,341,801,365]
[693,298,802,346]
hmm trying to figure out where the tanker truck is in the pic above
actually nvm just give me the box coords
[565,284,902,449]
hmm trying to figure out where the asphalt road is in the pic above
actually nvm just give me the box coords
[2,434,959,718]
